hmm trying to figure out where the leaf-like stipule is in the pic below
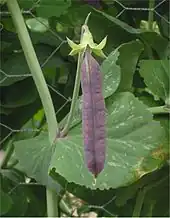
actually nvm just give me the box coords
[81,50,106,178]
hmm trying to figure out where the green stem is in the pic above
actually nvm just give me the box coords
[59,199,72,216]
[6,0,59,144]
[148,0,155,31]
[0,141,14,169]
[6,0,59,216]
[148,106,170,114]
[46,189,59,217]
[132,188,146,217]
[61,13,91,136]
[61,51,84,136]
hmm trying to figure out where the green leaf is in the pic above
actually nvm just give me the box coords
[49,92,167,189]
[0,78,38,108]
[14,133,61,192]
[1,176,29,216]
[139,60,169,103]
[117,40,144,92]
[0,99,41,142]
[1,168,25,184]
[36,0,71,18]
[154,116,169,144]
[0,44,64,86]
[136,91,163,108]
[26,17,50,33]
[0,106,13,115]
[18,0,36,9]
[140,32,169,59]
[94,9,143,34]
[0,41,12,52]
[59,97,82,131]
[141,167,169,217]
[101,49,121,98]
[0,190,13,215]
[159,13,169,39]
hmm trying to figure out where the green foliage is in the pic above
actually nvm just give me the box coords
[0,0,169,217]
[101,49,121,98]
[0,190,13,215]
[26,17,50,33]
[139,60,169,103]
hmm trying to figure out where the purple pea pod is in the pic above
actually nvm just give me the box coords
[81,50,106,178]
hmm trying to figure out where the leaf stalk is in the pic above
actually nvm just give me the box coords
[148,0,155,31]
[148,105,170,114]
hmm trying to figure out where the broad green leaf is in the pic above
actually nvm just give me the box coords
[0,190,13,215]
[49,92,167,189]
[101,49,121,98]
[159,13,169,39]
[26,17,49,33]
[115,165,168,207]
[117,40,144,92]
[0,0,6,4]
[14,133,61,192]
[140,32,169,59]
[141,167,169,217]
[94,9,143,34]
[0,78,38,108]
[36,0,71,18]
[0,45,64,86]
[0,41,11,51]
[1,168,25,184]
[0,99,41,143]
[92,10,168,59]
[0,106,13,115]
[18,0,35,9]
[136,91,163,109]
[155,116,169,144]
[30,31,64,47]
[14,109,44,141]
[59,97,82,131]
[1,176,29,216]
[1,18,16,33]
[139,60,169,103]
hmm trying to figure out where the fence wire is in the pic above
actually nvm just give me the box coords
[0,0,169,216]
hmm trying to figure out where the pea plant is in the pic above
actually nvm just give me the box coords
[0,0,169,217]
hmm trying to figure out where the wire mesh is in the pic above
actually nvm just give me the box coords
[0,0,169,216]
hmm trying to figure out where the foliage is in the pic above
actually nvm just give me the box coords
[0,0,169,217]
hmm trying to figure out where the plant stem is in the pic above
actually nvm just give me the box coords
[61,13,91,136]
[61,52,84,136]
[6,0,59,217]
[148,106,170,114]
[0,141,14,169]
[59,199,72,216]
[46,189,59,217]
[6,0,59,144]
[148,0,155,31]
[132,188,146,217]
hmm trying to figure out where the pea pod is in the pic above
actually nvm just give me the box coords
[81,51,106,178]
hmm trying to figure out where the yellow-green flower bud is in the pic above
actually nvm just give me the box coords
[67,25,107,58]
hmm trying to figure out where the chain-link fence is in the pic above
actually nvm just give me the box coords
[1,0,169,143]
[0,0,169,216]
